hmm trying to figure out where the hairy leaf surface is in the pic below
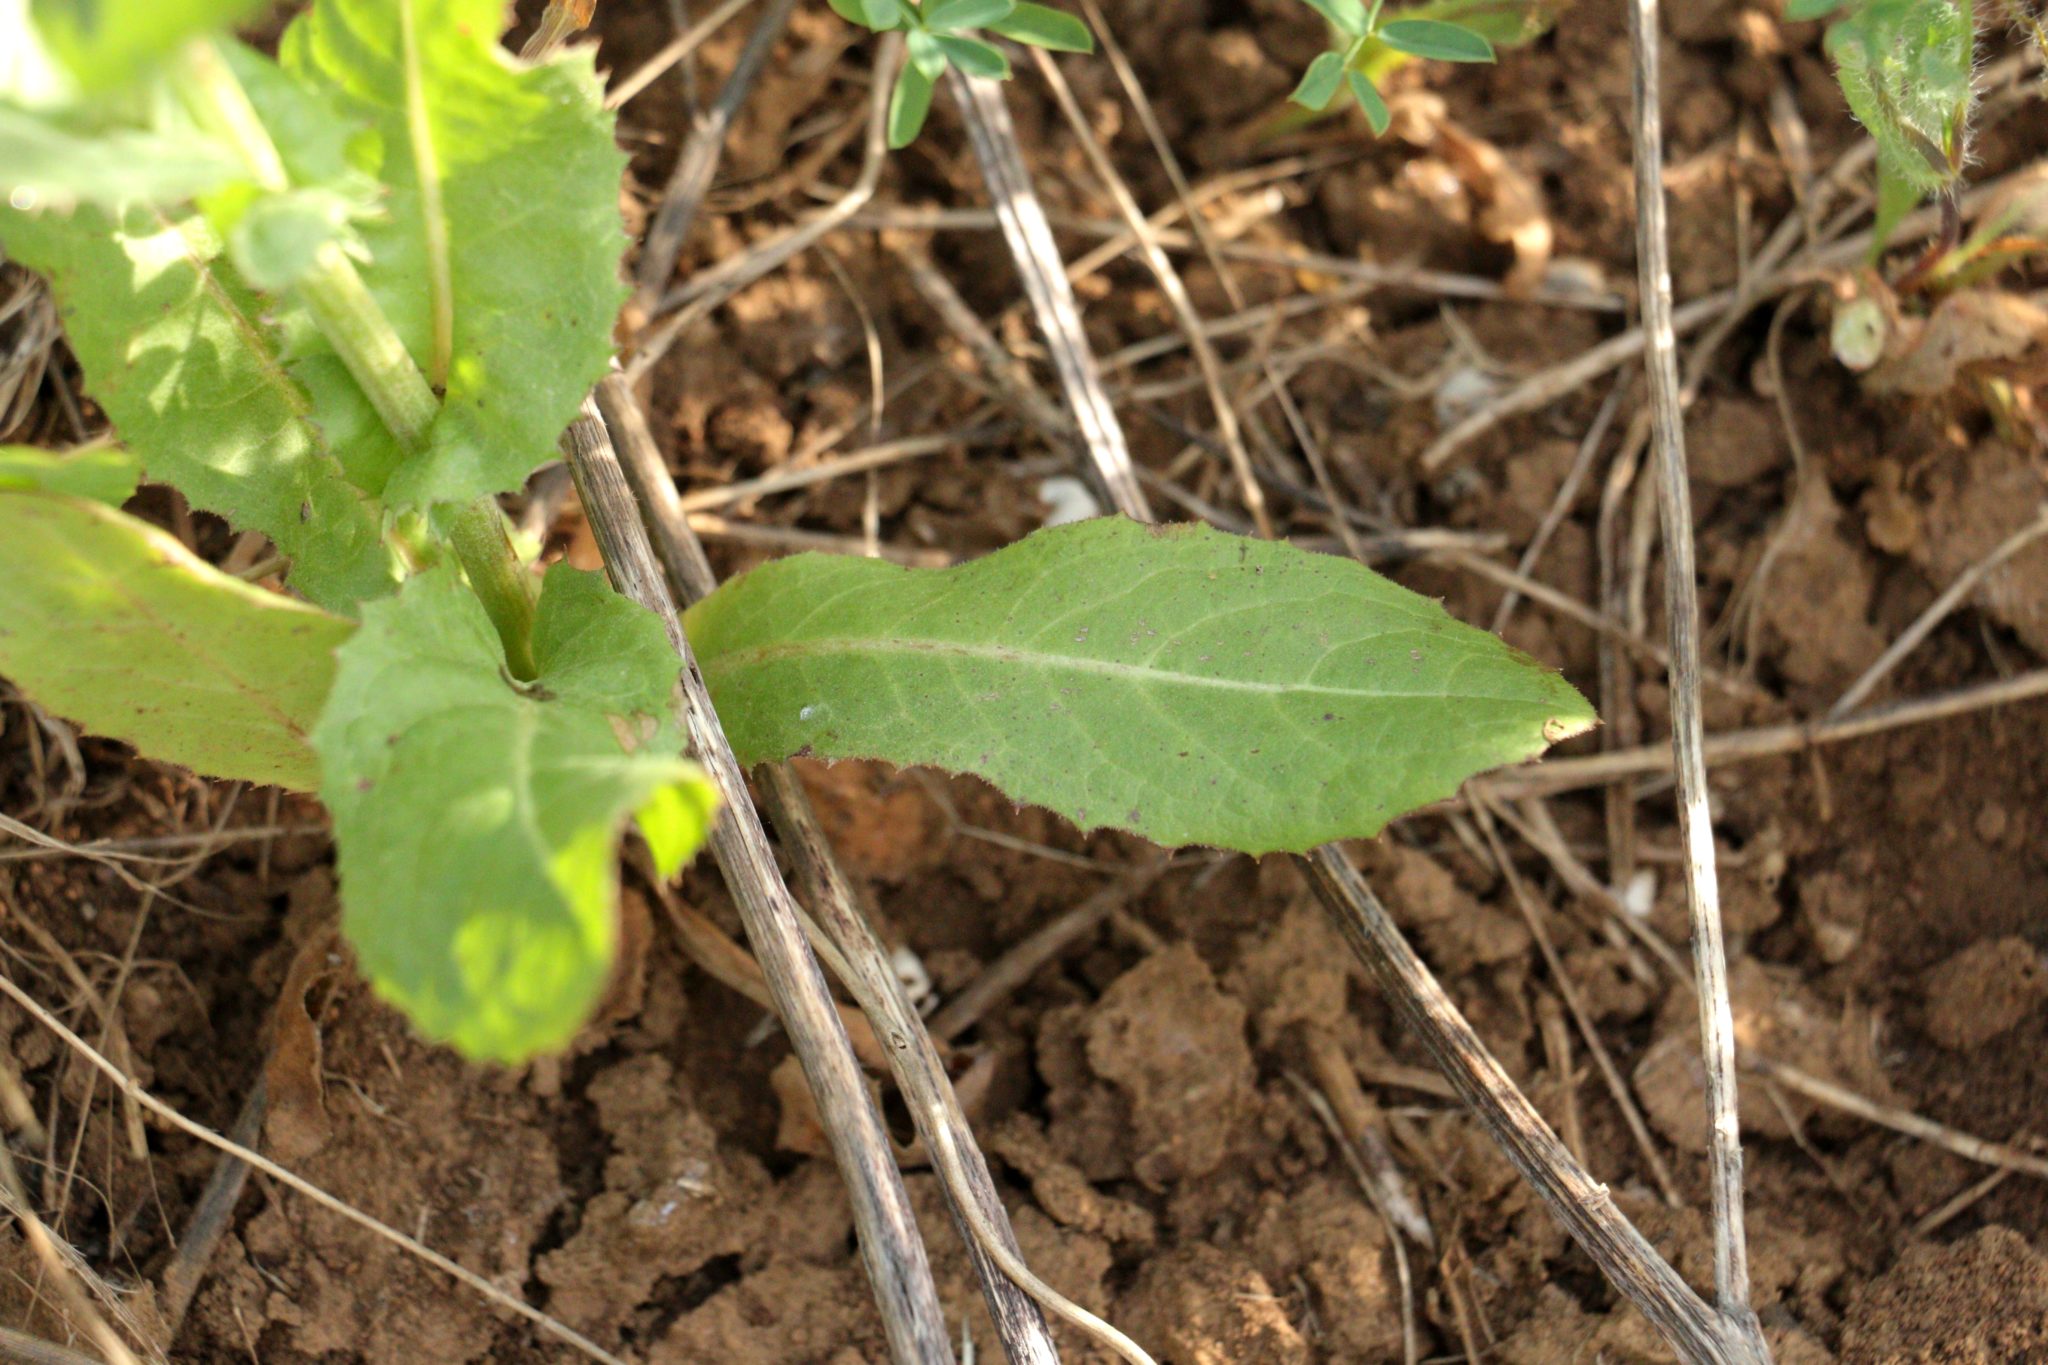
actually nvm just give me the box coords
[279,0,628,509]
[688,518,1594,854]
[0,204,398,610]
[0,491,352,789]
[315,564,714,1061]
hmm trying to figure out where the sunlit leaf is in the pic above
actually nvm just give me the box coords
[687,518,1593,856]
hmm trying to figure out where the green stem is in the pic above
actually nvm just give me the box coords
[446,502,539,680]
[169,39,537,675]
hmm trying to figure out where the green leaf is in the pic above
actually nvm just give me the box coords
[1870,154,1922,259]
[686,518,1594,855]
[935,34,1010,79]
[0,490,352,789]
[225,187,358,290]
[0,203,398,611]
[888,61,937,147]
[1375,18,1495,61]
[278,0,628,510]
[987,1,1092,51]
[1298,0,1369,36]
[1349,71,1391,133]
[0,103,240,212]
[0,443,140,504]
[1784,0,1845,19]
[1824,0,1974,197]
[827,0,904,29]
[315,563,716,1061]
[29,0,269,93]
[923,0,1015,32]
[906,26,950,80]
[1290,50,1347,110]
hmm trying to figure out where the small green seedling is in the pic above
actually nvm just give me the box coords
[1790,0,1978,260]
[825,0,1095,146]
[0,0,1592,1063]
[1288,0,1502,134]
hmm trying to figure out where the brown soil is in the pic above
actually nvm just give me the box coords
[5,1,2048,1362]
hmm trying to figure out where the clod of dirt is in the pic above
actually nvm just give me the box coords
[1920,935,2048,1050]
[1365,843,1531,973]
[1079,943,1258,1189]
[1689,397,1789,489]
[1246,1174,1405,1360]
[1225,900,1359,1047]
[1841,1226,2048,1363]
[538,1053,774,1334]
[1636,957,1894,1149]
[988,1114,1157,1246]
[1799,866,1873,966]
[1752,476,1888,693]
[1124,1244,1310,1365]
[1910,439,2048,657]
[795,758,953,883]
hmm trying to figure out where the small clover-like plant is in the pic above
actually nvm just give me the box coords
[1289,0,1500,134]
[0,0,1593,1065]
[826,0,1095,146]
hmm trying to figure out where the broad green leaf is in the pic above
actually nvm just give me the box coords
[888,62,937,147]
[279,0,628,510]
[1375,18,1495,60]
[0,104,239,212]
[988,2,1092,51]
[225,187,359,290]
[828,0,904,29]
[1290,50,1347,110]
[29,0,268,93]
[686,518,1594,855]
[0,443,140,503]
[906,27,950,80]
[0,491,352,789]
[1387,0,1557,46]
[1785,0,1846,18]
[1349,71,1391,133]
[923,0,1015,32]
[1824,0,1973,197]
[315,564,716,1061]
[1299,0,1369,36]
[0,203,399,610]
[935,34,1010,79]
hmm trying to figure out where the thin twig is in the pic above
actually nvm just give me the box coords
[948,71,1148,519]
[0,971,627,1365]
[1300,849,1761,1363]
[1024,49,1271,537]
[1628,3,1768,1345]
[157,1077,267,1343]
[604,0,761,110]
[1741,1053,2048,1179]
[1484,668,2048,799]
[561,394,955,1365]
[629,0,798,313]
[629,37,898,381]
[598,376,1148,1365]
[1828,504,2048,718]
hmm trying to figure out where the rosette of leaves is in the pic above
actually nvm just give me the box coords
[825,0,1095,146]
[1289,0,1501,134]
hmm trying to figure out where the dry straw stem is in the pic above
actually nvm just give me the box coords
[1481,667,2048,799]
[593,375,1151,1365]
[948,70,1150,519]
[630,34,899,381]
[559,395,955,1365]
[1626,3,1770,1357]
[0,971,628,1365]
[952,35,1759,1359]
[628,0,798,317]
[1025,47,1271,538]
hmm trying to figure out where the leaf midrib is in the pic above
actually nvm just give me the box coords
[705,635,1560,707]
